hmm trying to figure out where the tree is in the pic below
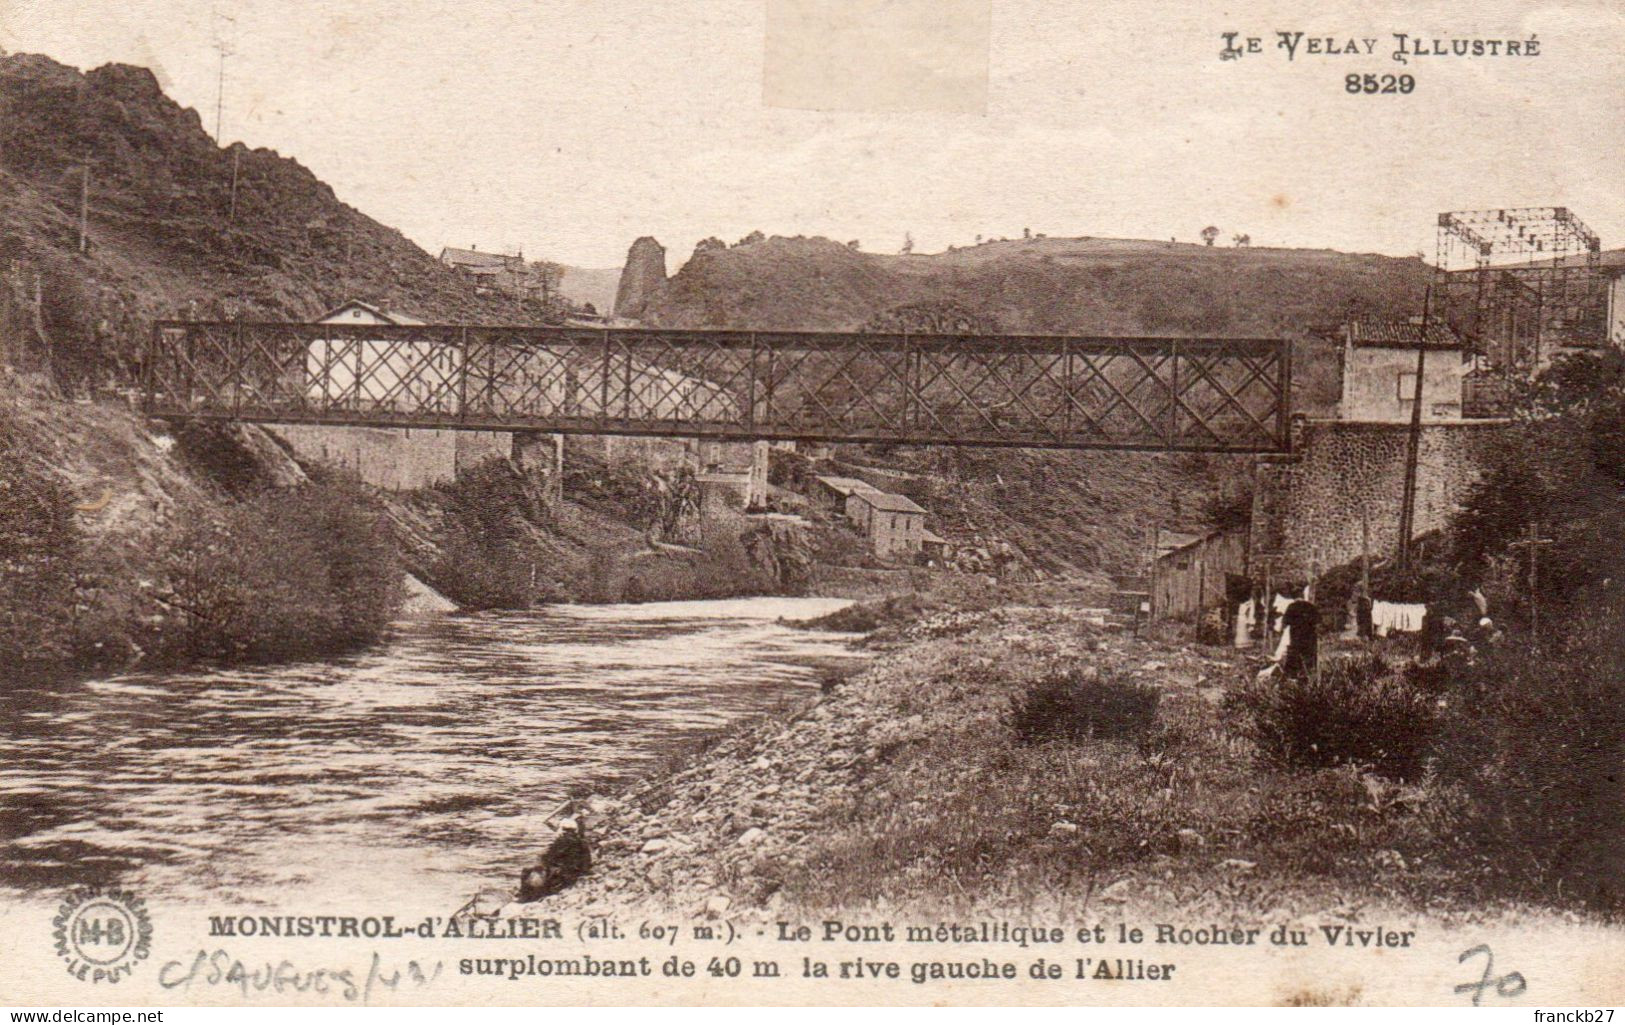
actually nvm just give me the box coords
[1023,227,1032,239]
[529,260,564,310]
[736,230,765,247]
[846,239,861,250]
[692,236,726,258]
[1232,233,1251,247]
[1200,226,1220,246]
[899,233,914,255]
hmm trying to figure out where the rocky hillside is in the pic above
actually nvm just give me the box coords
[0,54,546,388]
[639,234,1430,335]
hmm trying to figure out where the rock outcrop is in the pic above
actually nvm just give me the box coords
[612,236,667,320]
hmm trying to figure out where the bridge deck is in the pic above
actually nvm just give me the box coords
[144,322,1292,453]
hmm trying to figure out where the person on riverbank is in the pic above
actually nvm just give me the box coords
[518,801,593,902]
[1271,582,1319,681]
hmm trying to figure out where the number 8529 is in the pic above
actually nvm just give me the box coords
[1347,73,1416,94]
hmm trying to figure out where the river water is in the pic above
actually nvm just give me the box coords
[0,597,862,910]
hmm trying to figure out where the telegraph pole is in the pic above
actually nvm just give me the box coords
[228,147,240,222]
[1397,286,1432,569]
[1509,521,1554,652]
[77,153,90,253]
[212,13,236,143]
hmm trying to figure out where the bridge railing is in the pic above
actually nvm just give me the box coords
[144,321,1291,452]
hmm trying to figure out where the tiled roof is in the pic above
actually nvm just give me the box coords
[1154,530,1208,558]
[1345,319,1463,348]
[815,475,881,495]
[852,491,926,514]
[439,246,520,270]
[317,299,427,326]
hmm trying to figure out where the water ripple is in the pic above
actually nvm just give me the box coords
[0,597,861,908]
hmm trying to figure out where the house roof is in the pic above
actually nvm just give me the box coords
[1154,530,1208,559]
[921,529,949,545]
[317,300,427,326]
[439,246,522,270]
[815,475,881,495]
[851,490,926,514]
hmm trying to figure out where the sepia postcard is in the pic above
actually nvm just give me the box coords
[0,0,1622,1010]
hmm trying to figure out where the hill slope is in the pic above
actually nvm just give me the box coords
[0,54,545,386]
[641,234,1432,336]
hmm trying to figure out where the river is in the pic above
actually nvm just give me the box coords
[0,597,863,910]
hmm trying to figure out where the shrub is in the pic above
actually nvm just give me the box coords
[428,461,547,609]
[1433,598,1625,910]
[151,481,402,663]
[1007,666,1160,744]
[1226,653,1437,780]
[0,448,80,666]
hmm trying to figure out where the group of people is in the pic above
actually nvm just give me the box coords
[1255,581,1503,684]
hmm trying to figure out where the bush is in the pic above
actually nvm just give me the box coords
[1433,599,1625,910]
[151,481,402,663]
[1007,666,1160,744]
[428,461,550,609]
[0,448,81,666]
[1226,653,1437,780]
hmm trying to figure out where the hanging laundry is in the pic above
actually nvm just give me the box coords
[1270,594,1292,634]
[1234,599,1254,648]
[1371,600,1427,636]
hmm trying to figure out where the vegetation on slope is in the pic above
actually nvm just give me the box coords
[0,390,403,671]
[639,233,1433,416]
[0,54,554,390]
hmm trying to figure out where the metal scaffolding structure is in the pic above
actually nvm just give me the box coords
[1434,207,1608,377]
[143,321,1293,453]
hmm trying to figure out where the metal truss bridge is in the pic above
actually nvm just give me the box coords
[143,321,1293,453]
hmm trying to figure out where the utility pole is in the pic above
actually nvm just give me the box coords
[1150,525,1161,621]
[77,153,90,253]
[212,12,236,143]
[228,146,240,222]
[1359,501,1372,640]
[1510,520,1554,652]
[1397,285,1432,569]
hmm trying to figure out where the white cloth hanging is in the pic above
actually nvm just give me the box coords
[1234,600,1254,648]
[1371,600,1427,636]
[1270,594,1292,634]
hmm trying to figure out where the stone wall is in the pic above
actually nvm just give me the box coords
[1249,418,1512,581]
[566,434,755,473]
[271,424,509,490]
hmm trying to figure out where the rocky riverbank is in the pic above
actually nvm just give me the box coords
[469,598,1613,927]
[466,605,1278,921]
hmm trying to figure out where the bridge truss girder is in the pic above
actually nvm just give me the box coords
[144,322,1292,453]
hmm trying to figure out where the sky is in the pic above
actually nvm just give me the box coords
[2,0,1621,271]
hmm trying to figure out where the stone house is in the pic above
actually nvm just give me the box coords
[274,300,508,489]
[1338,319,1466,422]
[846,490,928,560]
[438,246,552,301]
[811,475,881,511]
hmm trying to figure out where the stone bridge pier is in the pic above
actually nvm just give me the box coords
[1248,417,1513,583]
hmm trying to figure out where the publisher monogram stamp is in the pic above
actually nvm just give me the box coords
[52,887,153,984]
